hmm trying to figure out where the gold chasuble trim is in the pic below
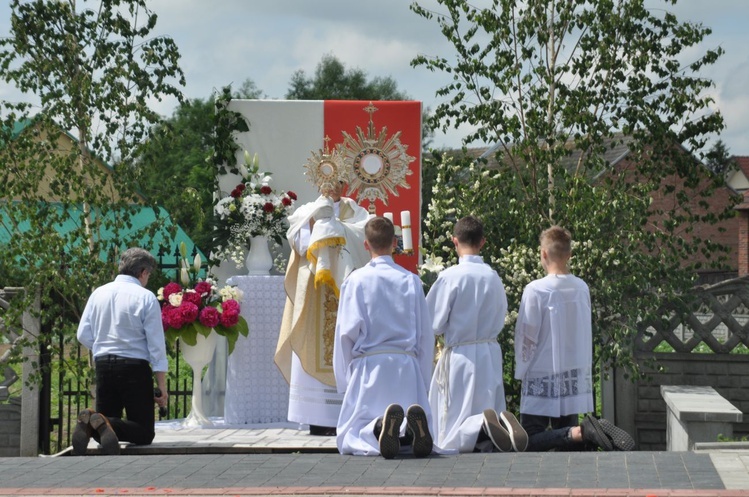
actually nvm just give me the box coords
[306,236,346,266]
[314,268,340,298]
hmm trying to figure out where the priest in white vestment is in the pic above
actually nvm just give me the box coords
[426,215,527,453]
[275,183,370,434]
[514,226,634,451]
[333,217,435,458]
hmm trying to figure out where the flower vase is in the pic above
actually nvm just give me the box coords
[180,331,218,427]
[245,235,273,275]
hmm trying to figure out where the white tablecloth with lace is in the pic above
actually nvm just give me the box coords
[225,275,289,424]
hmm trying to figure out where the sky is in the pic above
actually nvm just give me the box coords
[0,0,747,155]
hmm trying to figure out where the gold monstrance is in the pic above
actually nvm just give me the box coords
[339,102,414,213]
[303,135,348,195]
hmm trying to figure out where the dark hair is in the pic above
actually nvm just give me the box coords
[540,225,572,260]
[365,217,395,252]
[118,247,157,277]
[454,215,484,247]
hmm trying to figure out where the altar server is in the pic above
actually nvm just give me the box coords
[427,216,527,453]
[514,225,634,451]
[276,182,370,435]
[334,216,435,458]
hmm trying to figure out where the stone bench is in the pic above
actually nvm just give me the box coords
[661,385,743,451]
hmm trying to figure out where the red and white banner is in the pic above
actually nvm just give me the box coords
[226,99,422,273]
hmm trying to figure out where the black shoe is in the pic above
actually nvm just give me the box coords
[481,409,512,452]
[581,414,613,451]
[406,404,433,458]
[309,425,337,436]
[71,408,94,456]
[499,410,528,452]
[378,404,404,459]
[90,413,120,455]
[599,418,635,451]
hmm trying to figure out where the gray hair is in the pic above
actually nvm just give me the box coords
[118,247,157,278]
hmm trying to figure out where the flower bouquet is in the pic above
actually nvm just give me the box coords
[158,243,249,354]
[214,151,297,267]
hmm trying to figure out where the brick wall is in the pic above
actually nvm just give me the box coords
[736,192,749,276]
[0,401,21,457]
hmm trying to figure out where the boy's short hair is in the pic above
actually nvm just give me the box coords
[454,215,484,247]
[365,217,395,252]
[540,225,572,260]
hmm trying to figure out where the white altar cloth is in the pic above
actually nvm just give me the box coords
[225,275,289,424]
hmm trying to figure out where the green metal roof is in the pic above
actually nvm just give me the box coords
[0,202,205,266]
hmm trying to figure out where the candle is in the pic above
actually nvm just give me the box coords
[400,210,411,228]
[384,212,393,223]
[400,211,413,251]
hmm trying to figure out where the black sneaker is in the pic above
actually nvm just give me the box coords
[499,410,529,452]
[406,404,433,458]
[378,404,404,459]
[599,418,635,451]
[482,409,512,452]
[581,414,613,451]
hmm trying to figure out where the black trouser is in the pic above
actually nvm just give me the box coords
[95,355,155,446]
[521,413,582,452]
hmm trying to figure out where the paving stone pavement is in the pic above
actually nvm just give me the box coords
[0,422,747,496]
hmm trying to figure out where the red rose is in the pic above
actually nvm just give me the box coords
[162,282,182,301]
[281,197,292,206]
[194,281,212,298]
[199,306,220,328]
[287,191,297,200]
[230,188,241,198]
[236,183,246,192]
[179,302,199,324]
[165,306,185,329]
[263,202,274,213]
[220,309,240,327]
[182,290,202,307]
[260,185,272,195]
[161,307,171,331]
[221,299,240,313]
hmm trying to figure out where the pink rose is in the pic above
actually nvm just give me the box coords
[199,306,220,328]
[194,281,212,298]
[162,282,182,301]
[179,302,199,324]
[221,299,240,313]
[220,310,240,327]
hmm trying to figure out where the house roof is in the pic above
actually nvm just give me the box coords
[734,156,749,179]
[0,203,205,268]
[459,133,638,173]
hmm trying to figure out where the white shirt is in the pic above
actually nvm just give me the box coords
[514,273,593,417]
[77,274,168,372]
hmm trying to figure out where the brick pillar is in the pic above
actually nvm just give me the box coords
[736,191,749,276]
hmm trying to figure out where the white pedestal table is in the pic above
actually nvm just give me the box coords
[224,275,289,424]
